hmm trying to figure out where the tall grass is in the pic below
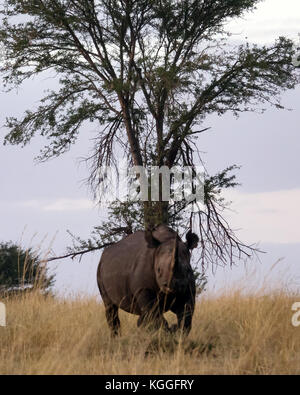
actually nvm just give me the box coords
[1,288,299,375]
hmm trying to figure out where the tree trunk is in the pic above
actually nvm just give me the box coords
[143,201,169,229]
[143,165,170,229]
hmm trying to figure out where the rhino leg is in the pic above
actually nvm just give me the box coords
[171,302,194,335]
[105,304,120,336]
[137,310,169,332]
[135,290,169,332]
[98,272,121,336]
[178,305,193,334]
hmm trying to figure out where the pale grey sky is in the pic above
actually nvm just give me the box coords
[227,0,300,43]
[0,0,300,295]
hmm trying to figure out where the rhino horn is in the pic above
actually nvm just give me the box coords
[170,235,179,272]
[164,236,178,291]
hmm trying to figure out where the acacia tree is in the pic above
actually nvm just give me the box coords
[1,0,299,267]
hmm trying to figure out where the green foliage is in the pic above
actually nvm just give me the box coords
[193,269,208,295]
[0,242,55,295]
[204,165,240,203]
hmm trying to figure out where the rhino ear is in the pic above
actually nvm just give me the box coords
[186,231,199,250]
[145,230,161,248]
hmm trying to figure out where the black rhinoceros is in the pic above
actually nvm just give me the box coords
[97,224,198,336]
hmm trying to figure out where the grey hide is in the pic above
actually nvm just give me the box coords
[97,224,198,336]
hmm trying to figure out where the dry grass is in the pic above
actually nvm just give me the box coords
[0,289,300,375]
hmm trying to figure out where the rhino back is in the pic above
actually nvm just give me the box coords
[98,231,157,313]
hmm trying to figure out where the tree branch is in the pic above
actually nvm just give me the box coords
[47,242,114,263]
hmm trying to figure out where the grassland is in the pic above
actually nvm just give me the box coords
[1,288,300,375]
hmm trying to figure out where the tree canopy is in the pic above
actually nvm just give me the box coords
[0,241,55,295]
[1,0,299,268]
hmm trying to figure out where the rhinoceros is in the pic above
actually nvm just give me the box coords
[97,224,198,336]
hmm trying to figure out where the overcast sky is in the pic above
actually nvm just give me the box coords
[0,0,300,296]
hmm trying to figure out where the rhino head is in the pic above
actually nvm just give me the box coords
[145,226,199,294]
